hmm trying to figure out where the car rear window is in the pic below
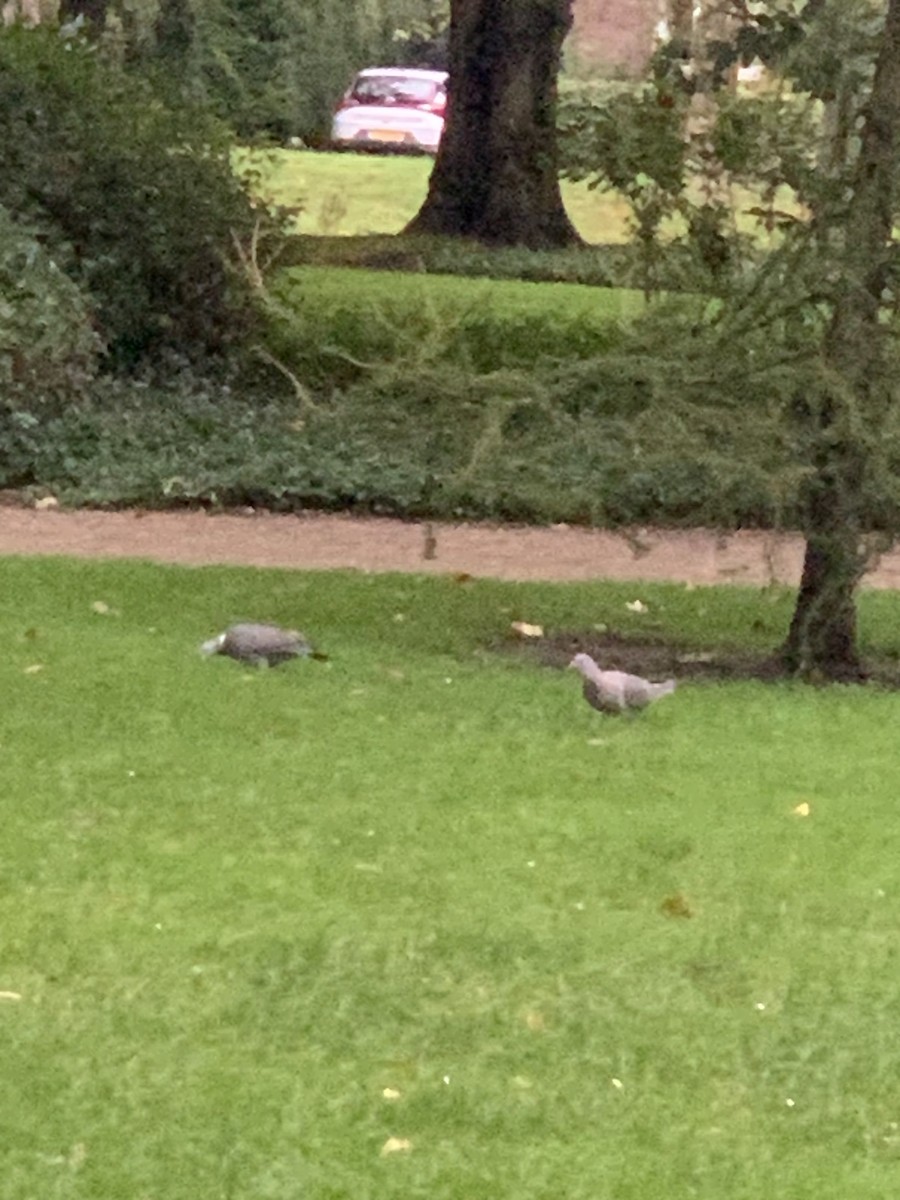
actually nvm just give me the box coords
[351,76,441,106]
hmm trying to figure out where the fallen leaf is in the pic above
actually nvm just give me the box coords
[523,1009,545,1032]
[660,892,694,919]
[380,1137,412,1157]
[34,495,59,511]
[625,600,648,614]
[792,802,811,817]
[23,664,44,675]
[0,990,22,1001]
[510,621,544,639]
[381,1087,402,1101]
[611,1077,624,1090]
[91,600,119,616]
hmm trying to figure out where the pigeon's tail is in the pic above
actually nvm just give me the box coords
[650,679,676,700]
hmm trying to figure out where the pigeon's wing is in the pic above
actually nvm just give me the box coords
[583,677,626,713]
[620,673,655,709]
[221,624,309,664]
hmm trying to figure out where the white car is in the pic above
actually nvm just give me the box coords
[331,67,448,153]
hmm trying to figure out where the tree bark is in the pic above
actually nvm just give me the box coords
[780,0,900,679]
[404,0,580,249]
[58,0,107,24]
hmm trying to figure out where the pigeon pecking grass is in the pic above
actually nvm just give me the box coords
[201,623,326,667]
[569,652,675,714]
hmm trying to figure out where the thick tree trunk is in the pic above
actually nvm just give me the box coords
[58,0,106,24]
[404,0,580,249]
[780,0,900,679]
[780,474,866,680]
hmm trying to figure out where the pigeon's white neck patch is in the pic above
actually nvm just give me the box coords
[200,633,227,656]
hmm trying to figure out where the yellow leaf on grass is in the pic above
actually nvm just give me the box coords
[510,621,544,639]
[23,664,44,675]
[792,802,811,817]
[91,600,120,617]
[380,1137,412,1156]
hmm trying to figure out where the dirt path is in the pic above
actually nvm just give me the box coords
[4,505,900,590]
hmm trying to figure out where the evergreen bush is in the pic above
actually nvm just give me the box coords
[0,24,257,367]
[0,206,101,484]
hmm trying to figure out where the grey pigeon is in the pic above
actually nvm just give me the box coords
[569,652,676,714]
[201,623,319,667]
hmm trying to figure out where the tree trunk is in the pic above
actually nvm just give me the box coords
[780,472,866,680]
[780,0,900,679]
[404,0,580,249]
[58,0,107,24]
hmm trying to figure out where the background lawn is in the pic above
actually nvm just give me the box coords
[2,556,899,1198]
[254,149,636,243]
[251,148,794,249]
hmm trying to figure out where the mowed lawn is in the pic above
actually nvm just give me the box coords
[253,149,793,246]
[2,556,900,1199]
[255,149,636,242]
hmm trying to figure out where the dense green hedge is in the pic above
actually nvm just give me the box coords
[7,259,878,533]
[0,26,257,367]
[5,353,782,530]
[270,267,647,385]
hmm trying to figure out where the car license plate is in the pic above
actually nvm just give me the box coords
[374,129,405,142]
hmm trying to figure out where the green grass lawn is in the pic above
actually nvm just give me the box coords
[252,148,793,249]
[255,148,636,243]
[3,556,900,1198]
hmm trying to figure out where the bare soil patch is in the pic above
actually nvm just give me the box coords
[510,629,788,683]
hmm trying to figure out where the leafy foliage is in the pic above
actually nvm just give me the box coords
[0,24,257,366]
[0,292,813,529]
[0,206,102,484]
[268,266,643,385]
[113,0,448,144]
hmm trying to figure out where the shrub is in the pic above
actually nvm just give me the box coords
[268,267,645,387]
[0,25,257,367]
[0,206,101,484]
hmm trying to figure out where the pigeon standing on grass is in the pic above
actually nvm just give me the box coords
[201,623,323,667]
[569,652,676,714]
